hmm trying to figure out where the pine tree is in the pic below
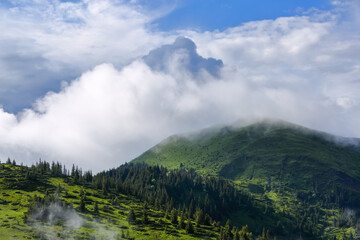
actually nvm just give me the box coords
[234,227,240,240]
[195,208,204,227]
[185,218,194,234]
[25,170,30,180]
[239,225,252,240]
[266,229,270,240]
[225,219,232,240]
[142,205,149,224]
[102,176,107,195]
[178,211,186,229]
[171,209,178,225]
[94,201,99,214]
[204,214,211,226]
[165,209,170,220]
[79,196,86,212]
[71,164,75,177]
[127,209,136,224]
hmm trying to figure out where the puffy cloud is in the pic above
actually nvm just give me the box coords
[1,1,360,171]
[0,0,172,111]
[143,37,223,78]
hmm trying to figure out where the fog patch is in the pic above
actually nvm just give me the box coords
[168,118,360,149]
[31,203,84,229]
[29,202,123,239]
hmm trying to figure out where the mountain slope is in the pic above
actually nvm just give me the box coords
[132,120,360,239]
[0,161,227,240]
[132,120,360,191]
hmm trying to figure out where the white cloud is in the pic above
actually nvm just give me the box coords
[0,1,360,171]
[0,0,173,111]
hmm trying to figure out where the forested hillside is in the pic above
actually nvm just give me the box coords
[0,159,265,240]
[132,120,360,239]
[1,120,360,239]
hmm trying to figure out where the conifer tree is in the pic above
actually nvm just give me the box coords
[127,209,136,224]
[234,227,240,240]
[239,225,252,240]
[79,196,86,212]
[94,201,99,214]
[142,205,149,224]
[102,176,107,195]
[185,218,194,234]
[195,208,204,227]
[171,209,178,225]
[225,219,232,240]
[178,211,186,229]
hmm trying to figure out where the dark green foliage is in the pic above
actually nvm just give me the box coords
[94,201,99,214]
[101,176,107,195]
[178,211,186,229]
[142,204,149,224]
[222,219,232,240]
[171,209,178,225]
[204,213,211,226]
[127,209,136,224]
[239,225,253,240]
[79,196,86,212]
[79,188,86,212]
[185,218,194,234]
[90,163,247,223]
[195,208,204,227]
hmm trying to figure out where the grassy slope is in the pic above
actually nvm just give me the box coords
[0,163,218,240]
[133,120,360,190]
[132,120,360,239]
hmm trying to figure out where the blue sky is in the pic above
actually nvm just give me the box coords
[151,0,333,31]
[1,0,360,170]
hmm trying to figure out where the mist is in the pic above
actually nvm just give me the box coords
[29,201,122,239]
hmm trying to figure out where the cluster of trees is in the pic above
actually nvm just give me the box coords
[218,221,255,240]
[9,159,277,238]
[91,163,251,222]
[24,186,70,223]
[8,159,92,183]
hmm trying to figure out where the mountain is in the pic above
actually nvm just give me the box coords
[133,119,360,189]
[2,119,360,239]
[132,119,360,239]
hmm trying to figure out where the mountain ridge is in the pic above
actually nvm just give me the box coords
[131,119,360,238]
[132,118,360,202]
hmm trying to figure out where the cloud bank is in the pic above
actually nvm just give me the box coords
[0,0,171,112]
[0,0,360,171]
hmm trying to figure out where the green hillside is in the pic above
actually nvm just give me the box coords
[0,161,235,240]
[132,120,360,239]
[133,120,360,190]
[2,119,360,239]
